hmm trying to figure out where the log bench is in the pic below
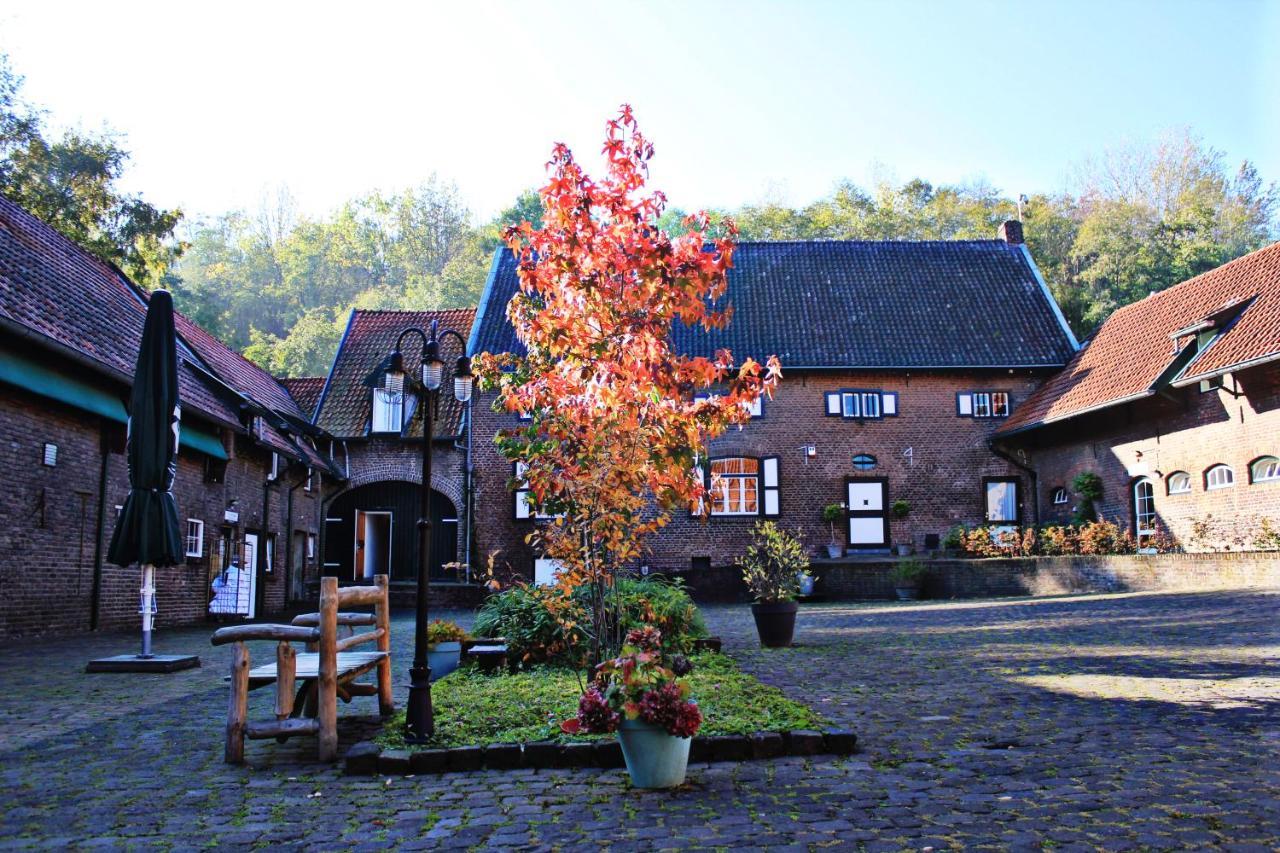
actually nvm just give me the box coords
[211,575,393,763]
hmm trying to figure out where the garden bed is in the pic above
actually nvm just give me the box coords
[349,653,856,775]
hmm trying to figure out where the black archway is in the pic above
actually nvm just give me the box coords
[323,481,457,582]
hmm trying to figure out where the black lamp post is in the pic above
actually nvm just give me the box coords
[366,319,472,742]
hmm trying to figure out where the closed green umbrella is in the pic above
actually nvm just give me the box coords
[108,289,182,659]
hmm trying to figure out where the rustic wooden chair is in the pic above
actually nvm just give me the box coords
[211,575,393,763]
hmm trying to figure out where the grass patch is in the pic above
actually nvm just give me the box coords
[377,652,826,750]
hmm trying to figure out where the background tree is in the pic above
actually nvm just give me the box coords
[0,54,183,288]
[474,107,781,664]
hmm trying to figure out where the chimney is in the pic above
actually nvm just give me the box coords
[998,220,1024,244]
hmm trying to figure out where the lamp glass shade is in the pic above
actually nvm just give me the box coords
[384,369,405,395]
[453,374,473,403]
[422,359,445,391]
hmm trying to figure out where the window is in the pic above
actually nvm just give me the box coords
[706,456,780,517]
[42,443,57,466]
[852,454,877,471]
[185,519,204,558]
[1250,456,1279,484]
[695,391,763,419]
[307,533,316,561]
[371,388,404,433]
[1166,471,1191,495]
[1051,487,1068,505]
[1205,464,1234,490]
[1133,478,1156,540]
[512,462,557,520]
[958,391,1010,418]
[265,534,276,574]
[825,390,897,419]
[984,478,1019,524]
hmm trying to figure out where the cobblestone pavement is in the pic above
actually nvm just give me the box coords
[1,589,1278,850]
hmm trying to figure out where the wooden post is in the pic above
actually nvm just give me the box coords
[275,642,296,719]
[226,642,249,764]
[317,576,338,761]
[374,574,394,717]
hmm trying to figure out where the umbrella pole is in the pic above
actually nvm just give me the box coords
[140,564,155,659]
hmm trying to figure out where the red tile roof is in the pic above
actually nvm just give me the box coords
[281,377,326,419]
[999,242,1280,435]
[315,309,477,439]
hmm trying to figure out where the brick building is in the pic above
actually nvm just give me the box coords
[467,223,1081,578]
[995,241,1280,551]
[0,197,343,639]
[307,309,476,593]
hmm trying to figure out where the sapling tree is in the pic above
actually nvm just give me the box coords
[474,106,781,664]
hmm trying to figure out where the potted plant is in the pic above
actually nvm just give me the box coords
[889,558,927,601]
[821,503,845,558]
[739,521,812,647]
[562,626,701,788]
[890,500,912,555]
[425,619,469,680]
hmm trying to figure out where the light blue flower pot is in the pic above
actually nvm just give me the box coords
[427,642,462,681]
[617,719,691,788]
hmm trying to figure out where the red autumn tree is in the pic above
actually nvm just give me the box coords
[474,106,781,660]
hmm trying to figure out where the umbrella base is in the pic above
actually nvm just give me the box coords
[86,654,201,673]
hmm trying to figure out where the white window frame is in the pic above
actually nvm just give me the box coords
[1133,478,1157,541]
[1167,471,1192,495]
[305,467,314,491]
[709,457,760,516]
[1250,456,1279,484]
[265,533,276,574]
[1051,487,1068,505]
[826,389,894,420]
[958,391,1011,419]
[371,388,404,434]
[185,518,205,558]
[307,533,316,560]
[1205,464,1234,491]
[706,456,780,518]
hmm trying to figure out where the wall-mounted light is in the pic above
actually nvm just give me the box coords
[42,443,57,466]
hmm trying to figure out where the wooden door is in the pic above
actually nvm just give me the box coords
[846,477,889,548]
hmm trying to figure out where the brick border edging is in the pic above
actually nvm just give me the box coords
[345,728,858,776]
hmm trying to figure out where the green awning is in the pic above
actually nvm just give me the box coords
[0,347,228,460]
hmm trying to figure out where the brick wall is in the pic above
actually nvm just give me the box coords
[472,370,1050,580]
[1004,362,1280,551]
[0,384,326,639]
[661,552,1279,604]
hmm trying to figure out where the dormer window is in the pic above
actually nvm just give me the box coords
[371,388,404,433]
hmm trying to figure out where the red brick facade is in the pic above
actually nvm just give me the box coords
[0,384,326,639]
[999,362,1280,551]
[471,370,1052,577]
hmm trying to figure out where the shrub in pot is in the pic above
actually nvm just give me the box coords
[739,521,812,647]
[562,626,702,788]
[821,503,845,558]
[889,558,927,601]
[425,619,469,680]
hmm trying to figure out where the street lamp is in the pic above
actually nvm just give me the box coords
[365,318,472,742]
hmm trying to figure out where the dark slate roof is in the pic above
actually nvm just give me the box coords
[314,309,477,439]
[281,377,326,419]
[999,241,1280,436]
[469,240,1079,368]
[0,196,338,471]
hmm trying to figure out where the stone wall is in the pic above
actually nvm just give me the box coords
[660,552,1280,604]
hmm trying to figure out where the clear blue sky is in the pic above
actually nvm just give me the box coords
[0,0,1274,223]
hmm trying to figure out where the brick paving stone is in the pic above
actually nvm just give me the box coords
[0,592,1277,848]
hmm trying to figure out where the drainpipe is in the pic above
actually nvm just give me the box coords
[259,473,272,617]
[89,421,111,630]
[284,468,310,604]
[989,440,1040,527]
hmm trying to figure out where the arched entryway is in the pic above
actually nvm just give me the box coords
[324,481,458,582]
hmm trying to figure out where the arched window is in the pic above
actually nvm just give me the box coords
[1250,456,1280,484]
[1051,487,1068,505]
[852,454,877,471]
[1166,471,1191,495]
[1133,478,1156,540]
[1205,464,1234,490]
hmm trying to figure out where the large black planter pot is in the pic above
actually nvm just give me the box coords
[751,600,799,647]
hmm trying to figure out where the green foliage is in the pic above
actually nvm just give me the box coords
[376,652,827,750]
[889,558,927,584]
[1071,472,1104,523]
[425,619,468,645]
[1254,518,1280,552]
[471,576,707,668]
[942,525,966,551]
[952,520,1150,557]
[0,54,183,287]
[822,503,845,523]
[739,521,811,603]
[890,499,911,519]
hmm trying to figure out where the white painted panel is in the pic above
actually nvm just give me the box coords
[534,558,563,587]
[762,457,779,487]
[848,517,885,544]
[847,481,884,511]
[514,491,532,519]
[764,490,779,515]
[957,393,973,416]
[882,394,897,416]
[825,393,841,415]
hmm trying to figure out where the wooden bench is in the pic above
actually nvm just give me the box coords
[211,575,393,763]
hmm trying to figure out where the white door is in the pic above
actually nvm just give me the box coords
[242,532,259,619]
[846,479,888,547]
